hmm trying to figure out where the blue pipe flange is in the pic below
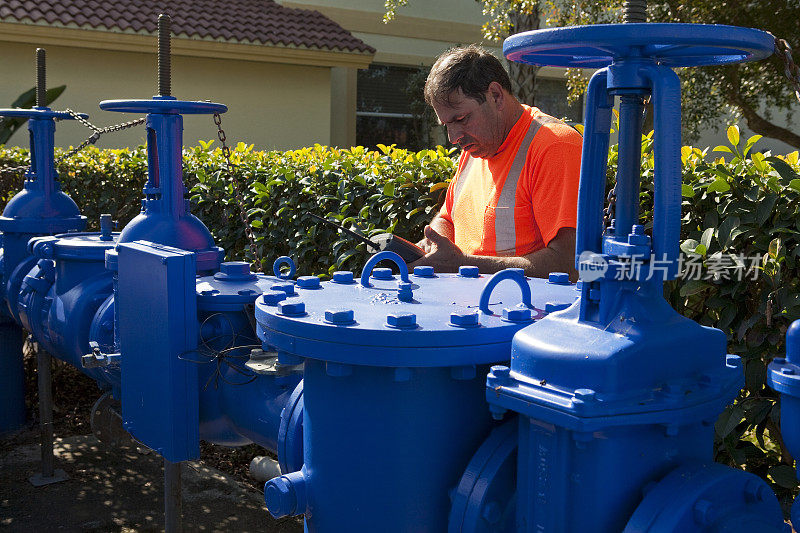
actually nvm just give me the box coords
[448,419,517,533]
[277,380,304,474]
[256,266,578,367]
[622,462,786,532]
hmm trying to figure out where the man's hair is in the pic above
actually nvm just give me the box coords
[424,44,513,106]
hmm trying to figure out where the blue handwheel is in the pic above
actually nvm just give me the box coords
[504,23,775,68]
[100,95,227,115]
[0,108,87,120]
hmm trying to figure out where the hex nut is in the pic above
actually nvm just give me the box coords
[387,313,417,328]
[324,308,354,325]
[278,301,305,316]
[459,265,479,278]
[296,276,321,289]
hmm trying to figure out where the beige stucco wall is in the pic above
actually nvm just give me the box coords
[0,41,333,151]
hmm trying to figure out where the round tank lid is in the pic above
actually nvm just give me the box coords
[255,270,578,367]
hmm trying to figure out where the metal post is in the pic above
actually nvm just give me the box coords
[38,349,53,477]
[164,459,183,533]
[29,348,68,486]
[0,322,26,433]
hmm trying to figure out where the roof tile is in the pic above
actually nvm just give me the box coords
[0,0,375,54]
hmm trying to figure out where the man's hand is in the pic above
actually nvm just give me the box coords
[415,235,434,254]
[409,225,464,272]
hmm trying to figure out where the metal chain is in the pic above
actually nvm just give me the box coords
[212,113,262,270]
[54,109,145,164]
[774,37,800,104]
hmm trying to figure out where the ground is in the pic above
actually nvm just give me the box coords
[0,343,303,532]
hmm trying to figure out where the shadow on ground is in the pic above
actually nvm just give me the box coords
[0,430,302,532]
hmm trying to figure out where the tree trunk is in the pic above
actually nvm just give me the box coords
[507,9,540,106]
[727,95,800,149]
[726,65,800,149]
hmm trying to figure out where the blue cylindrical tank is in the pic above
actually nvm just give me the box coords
[255,258,578,531]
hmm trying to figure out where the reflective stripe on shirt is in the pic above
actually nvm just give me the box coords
[494,115,559,255]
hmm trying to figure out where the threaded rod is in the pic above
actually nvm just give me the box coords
[158,14,171,97]
[623,0,647,23]
[36,48,46,107]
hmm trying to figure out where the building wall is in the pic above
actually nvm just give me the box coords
[0,41,332,150]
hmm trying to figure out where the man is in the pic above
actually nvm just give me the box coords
[411,45,582,279]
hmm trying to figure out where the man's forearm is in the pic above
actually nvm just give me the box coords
[460,247,576,279]
[416,227,578,280]
[429,214,455,241]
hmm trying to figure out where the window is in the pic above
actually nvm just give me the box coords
[356,65,436,151]
[535,78,583,123]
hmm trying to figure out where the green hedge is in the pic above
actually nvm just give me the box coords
[1,133,799,510]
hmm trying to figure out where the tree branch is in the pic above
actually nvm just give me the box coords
[727,93,800,148]
[726,65,800,148]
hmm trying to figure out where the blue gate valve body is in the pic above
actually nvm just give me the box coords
[193,261,302,452]
[17,223,119,386]
[472,22,786,533]
[98,97,226,272]
[0,106,87,433]
[0,107,88,321]
[255,251,578,531]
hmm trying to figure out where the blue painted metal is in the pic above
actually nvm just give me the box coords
[359,250,410,286]
[277,381,304,474]
[256,259,578,530]
[503,24,775,69]
[448,418,517,533]
[18,229,118,381]
[118,241,200,462]
[99,96,226,271]
[767,320,800,527]
[0,105,87,432]
[476,21,786,533]
[194,261,302,450]
[622,463,786,532]
[272,256,296,279]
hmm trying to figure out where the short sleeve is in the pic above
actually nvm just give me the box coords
[527,136,582,247]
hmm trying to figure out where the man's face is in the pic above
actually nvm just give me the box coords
[432,87,505,159]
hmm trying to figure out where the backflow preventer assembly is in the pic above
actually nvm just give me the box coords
[0,9,794,533]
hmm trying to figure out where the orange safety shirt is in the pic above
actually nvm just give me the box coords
[439,105,582,257]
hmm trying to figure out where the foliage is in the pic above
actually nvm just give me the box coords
[385,0,800,147]
[533,0,800,147]
[1,142,457,275]
[185,142,455,276]
[605,121,800,508]
[0,135,799,507]
[0,85,67,144]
